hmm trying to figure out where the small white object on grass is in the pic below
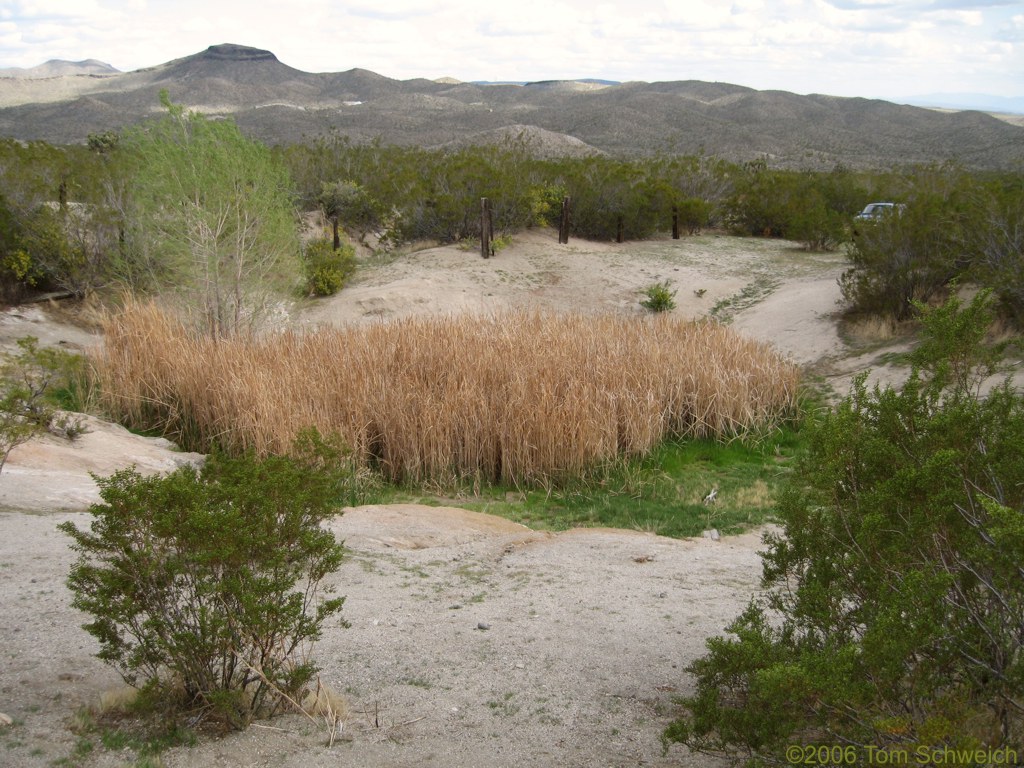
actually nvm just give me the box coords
[702,487,718,505]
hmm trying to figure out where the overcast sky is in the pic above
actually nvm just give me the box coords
[1,0,1022,101]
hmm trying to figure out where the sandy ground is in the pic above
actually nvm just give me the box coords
[0,229,972,766]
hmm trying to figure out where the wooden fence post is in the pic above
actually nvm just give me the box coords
[672,206,680,239]
[488,198,494,252]
[558,196,571,244]
[481,197,491,258]
[616,214,624,243]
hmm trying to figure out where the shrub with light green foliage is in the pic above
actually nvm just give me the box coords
[303,238,357,297]
[641,280,677,313]
[60,429,351,731]
[665,291,1024,759]
[675,197,712,235]
[0,336,87,474]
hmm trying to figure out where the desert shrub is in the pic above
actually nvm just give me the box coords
[726,164,860,249]
[784,187,848,251]
[303,238,357,296]
[93,300,800,487]
[59,429,349,730]
[640,280,677,313]
[724,161,795,237]
[841,195,967,320]
[318,180,384,247]
[674,197,712,235]
[0,336,87,473]
[665,291,1024,760]
[525,183,567,228]
[841,164,983,320]
[561,158,663,240]
[0,193,35,300]
[968,178,1024,326]
[3,204,75,292]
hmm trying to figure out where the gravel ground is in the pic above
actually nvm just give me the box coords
[0,231,892,766]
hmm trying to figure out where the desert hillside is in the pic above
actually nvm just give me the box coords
[1,43,1022,169]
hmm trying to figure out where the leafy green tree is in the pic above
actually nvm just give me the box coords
[124,92,301,337]
[665,291,1024,760]
[317,180,384,249]
[60,429,350,730]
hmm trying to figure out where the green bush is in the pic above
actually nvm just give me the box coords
[675,197,712,235]
[842,198,965,320]
[665,291,1024,760]
[968,178,1024,326]
[841,165,984,320]
[0,336,87,473]
[60,429,350,730]
[785,189,847,251]
[302,238,356,296]
[641,280,677,313]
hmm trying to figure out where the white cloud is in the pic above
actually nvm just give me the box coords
[0,0,1018,100]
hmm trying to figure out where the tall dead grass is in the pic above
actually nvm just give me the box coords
[93,300,800,486]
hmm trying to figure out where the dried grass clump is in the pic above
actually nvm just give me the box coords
[93,300,800,486]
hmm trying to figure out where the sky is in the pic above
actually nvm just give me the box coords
[0,0,1022,103]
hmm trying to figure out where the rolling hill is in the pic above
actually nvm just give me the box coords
[1,43,1021,170]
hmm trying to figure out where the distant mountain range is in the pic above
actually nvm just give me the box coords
[0,58,121,78]
[1,43,1022,170]
[901,92,1024,116]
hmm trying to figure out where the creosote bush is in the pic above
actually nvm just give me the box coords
[302,237,357,297]
[0,336,87,473]
[60,429,350,731]
[665,291,1024,760]
[93,300,800,487]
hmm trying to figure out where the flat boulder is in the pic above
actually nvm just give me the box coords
[0,413,204,513]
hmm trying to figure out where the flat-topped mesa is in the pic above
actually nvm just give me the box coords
[197,44,279,63]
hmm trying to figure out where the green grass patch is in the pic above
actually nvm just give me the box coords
[378,425,806,539]
[65,702,197,768]
[710,275,781,322]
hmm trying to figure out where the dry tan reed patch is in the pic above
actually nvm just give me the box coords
[844,313,900,344]
[301,682,349,722]
[97,685,140,715]
[93,301,800,486]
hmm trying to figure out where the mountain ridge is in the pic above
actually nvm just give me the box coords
[0,43,1021,170]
